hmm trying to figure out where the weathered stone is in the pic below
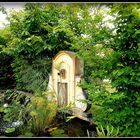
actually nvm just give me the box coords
[48,51,90,111]
[47,51,93,123]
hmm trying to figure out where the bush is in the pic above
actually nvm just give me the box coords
[0,52,15,89]
[26,91,57,136]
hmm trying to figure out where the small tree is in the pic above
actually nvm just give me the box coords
[86,3,140,137]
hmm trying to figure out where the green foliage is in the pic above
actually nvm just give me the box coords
[96,125,120,137]
[18,132,33,137]
[0,52,15,89]
[0,3,81,92]
[81,3,140,137]
[0,90,58,137]
[57,103,74,121]
[2,90,31,123]
[11,57,51,93]
[50,128,68,137]
[99,4,140,137]
[5,128,15,134]
[27,91,57,136]
[63,3,140,137]
[0,3,140,137]
[0,27,15,90]
[66,116,76,122]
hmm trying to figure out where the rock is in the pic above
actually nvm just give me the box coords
[11,121,23,127]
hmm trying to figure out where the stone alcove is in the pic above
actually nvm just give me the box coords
[48,51,90,113]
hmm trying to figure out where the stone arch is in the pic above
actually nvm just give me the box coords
[48,51,89,112]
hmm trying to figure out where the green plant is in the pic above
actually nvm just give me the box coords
[5,128,15,134]
[57,103,74,121]
[95,125,120,137]
[0,29,15,90]
[11,57,51,93]
[18,132,34,137]
[50,128,68,137]
[3,91,31,123]
[27,91,58,136]
[66,116,76,122]
[71,3,140,137]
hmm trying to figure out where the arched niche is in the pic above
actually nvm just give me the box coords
[49,51,89,111]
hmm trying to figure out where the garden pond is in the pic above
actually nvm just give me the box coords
[0,90,96,137]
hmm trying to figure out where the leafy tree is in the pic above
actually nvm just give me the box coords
[5,3,103,93]
[79,3,140,137]
[1,3,75,93]
[103,3,140,136]
[0,27,15,89]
